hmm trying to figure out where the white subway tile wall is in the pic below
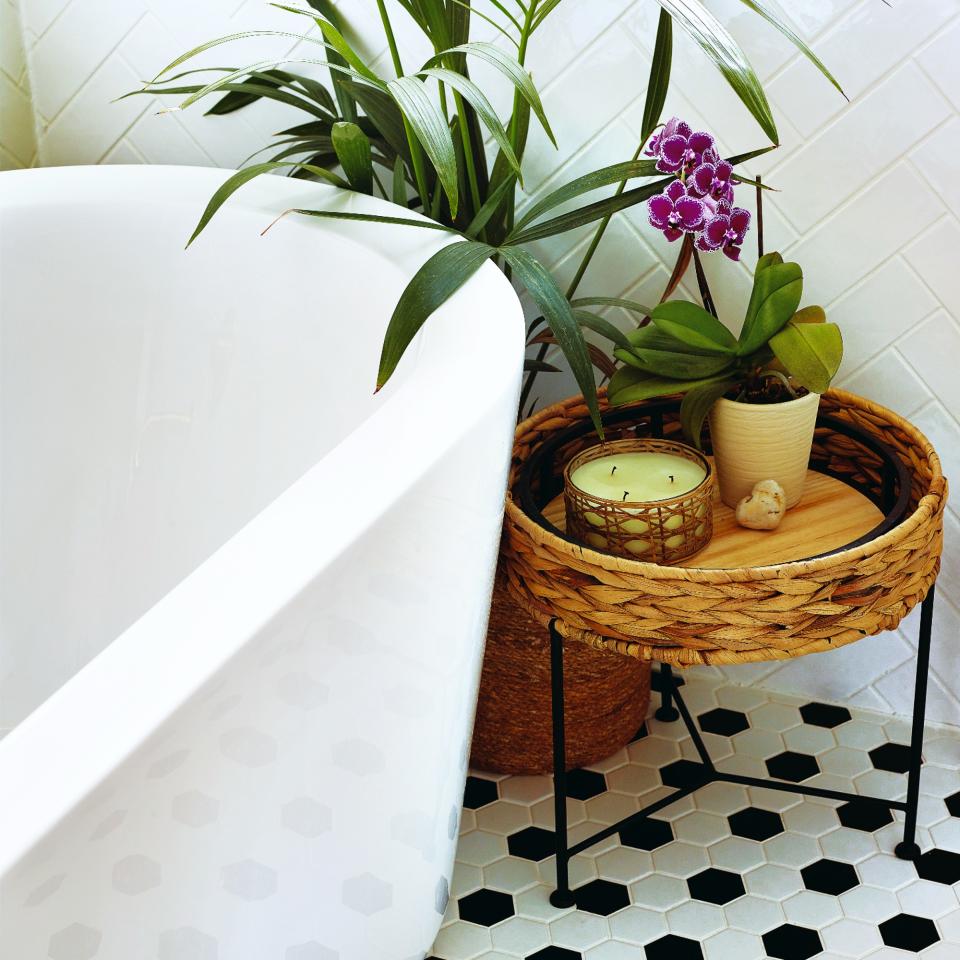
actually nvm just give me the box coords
[6,0,960,722]
[1,0,37,168]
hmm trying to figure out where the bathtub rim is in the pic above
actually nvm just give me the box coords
[0,164,523,876]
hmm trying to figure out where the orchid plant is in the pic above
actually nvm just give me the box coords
[603,250,843,447]
[125,0,846,434]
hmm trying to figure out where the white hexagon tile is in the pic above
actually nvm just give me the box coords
[432,675,960,960]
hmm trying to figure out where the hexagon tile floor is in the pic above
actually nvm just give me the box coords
[431,677,960,960]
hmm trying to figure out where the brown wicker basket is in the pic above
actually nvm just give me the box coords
[502,389,946,667]
[471,563,651,775]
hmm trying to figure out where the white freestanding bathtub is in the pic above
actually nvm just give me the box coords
[0,166,522,959]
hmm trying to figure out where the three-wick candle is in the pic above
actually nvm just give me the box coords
[564,439,714,562]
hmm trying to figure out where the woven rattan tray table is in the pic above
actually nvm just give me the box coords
[501,389,946,908]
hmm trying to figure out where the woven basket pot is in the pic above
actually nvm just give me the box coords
[471,565,651,774]
[502,388,946,667]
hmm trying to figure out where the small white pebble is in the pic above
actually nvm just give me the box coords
[736,479,786,530]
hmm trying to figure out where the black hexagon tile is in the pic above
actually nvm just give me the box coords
[434,677,960,959]
[457,888,514,926]
[879,913,940,951]
[644,934,704,959]
[799,701,852,728]
[728,807,784,841]
[632,722,649,741]
[801,858,859,895]
[687,867,745,904]
[619,817,674,850]
[573,878,630,915]
[766,750,820,782]
[507,825,555,861]
[869,742,916,773]
[565,768,607,800]
[915,848,960,884]
[762,923,823,960]
[462,775,498,809]
[837,799,894,832]
[660,759,709,789]
[698,707,750,737]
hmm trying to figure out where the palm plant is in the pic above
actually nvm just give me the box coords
[127,0,843,432]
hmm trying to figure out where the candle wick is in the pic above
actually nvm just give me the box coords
[622,490,629,501]
[610,465,617,476]
[669,475,675,483]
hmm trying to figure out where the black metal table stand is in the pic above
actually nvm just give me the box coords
[547,584,936,909]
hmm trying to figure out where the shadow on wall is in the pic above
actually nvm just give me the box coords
[1,0,37,169]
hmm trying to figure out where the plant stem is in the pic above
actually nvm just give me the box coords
[504,0,537,243]
[376,0,431,213]
[454,91,483,222]
[756,174,764,259]
[691,246,718,318]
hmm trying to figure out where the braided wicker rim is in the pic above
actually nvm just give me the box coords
[502,388,947,666]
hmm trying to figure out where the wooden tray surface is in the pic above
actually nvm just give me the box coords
[543,468,884,570]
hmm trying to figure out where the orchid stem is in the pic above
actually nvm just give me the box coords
[691,246,718,318]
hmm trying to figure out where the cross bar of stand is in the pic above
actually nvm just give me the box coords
[547,587,935,909]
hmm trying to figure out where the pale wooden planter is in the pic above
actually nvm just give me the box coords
[708,391,820,508]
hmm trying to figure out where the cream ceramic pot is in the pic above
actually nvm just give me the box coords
[708,391,820,508]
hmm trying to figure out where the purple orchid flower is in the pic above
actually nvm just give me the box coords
[696,201,751,261]
[648,118,716,175]
[645,117,690,158]
[688,148,736,207]
[648,179,706,242]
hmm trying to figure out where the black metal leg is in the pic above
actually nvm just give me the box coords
[896,585,935,861]
[655,662,680,722]
[548,619,576,908]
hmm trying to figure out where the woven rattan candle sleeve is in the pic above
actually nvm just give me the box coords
[564,438,714,563]
[502,389,946,667]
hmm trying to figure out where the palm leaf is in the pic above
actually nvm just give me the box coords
[418,67,521,180]
[641,10,673,143]
[387,76,459,217]
[514,159,659,233]
[331,121,373,194]
[736,0,846,98]
[654,0,778,143]
[377,240,496,389]
[187,161,348,247]
[499,245,602,433]
[427,42,556,146]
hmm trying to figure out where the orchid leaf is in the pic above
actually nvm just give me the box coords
[608,366,732,407]
[680,379,737,448]
[738,260,803,355]
[650,301,738,353]
[769,321,842,394]
[615,345,735,380]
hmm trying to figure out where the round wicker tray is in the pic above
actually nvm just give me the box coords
[502,389,946,667]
